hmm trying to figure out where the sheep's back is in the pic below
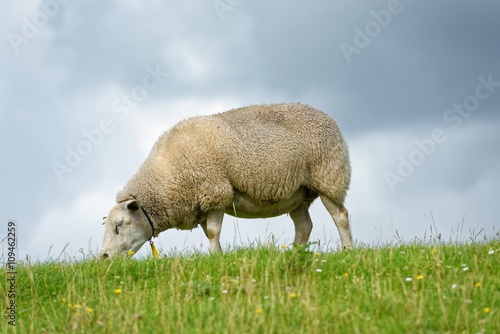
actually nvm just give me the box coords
[211,103,350,203]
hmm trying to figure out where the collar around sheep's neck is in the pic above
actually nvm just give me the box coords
[129,194,157,239]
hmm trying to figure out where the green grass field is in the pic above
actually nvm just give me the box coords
[1,240,499,333]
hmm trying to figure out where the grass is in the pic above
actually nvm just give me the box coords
[1,240,499,333]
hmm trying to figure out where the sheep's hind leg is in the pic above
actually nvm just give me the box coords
[320,195,353,249]
[200,209,224,253]
[289,202,313,246]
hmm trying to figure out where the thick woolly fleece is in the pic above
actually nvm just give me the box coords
[116,103,351,233]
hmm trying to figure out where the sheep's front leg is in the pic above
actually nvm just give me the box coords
[200,209,224,253]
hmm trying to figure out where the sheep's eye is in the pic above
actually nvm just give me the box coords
[114,220,123,234]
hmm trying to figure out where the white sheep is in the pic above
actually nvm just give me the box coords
[100,103,352,257]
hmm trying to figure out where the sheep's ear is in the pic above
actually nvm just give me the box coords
[127,200,140,212]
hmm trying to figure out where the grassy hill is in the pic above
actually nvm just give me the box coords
[1,240,498,333]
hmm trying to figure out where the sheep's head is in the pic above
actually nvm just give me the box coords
[100,200,153,258]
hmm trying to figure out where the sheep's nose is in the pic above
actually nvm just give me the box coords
[101,253,109,259]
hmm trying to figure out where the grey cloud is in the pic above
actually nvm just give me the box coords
[1,0,499,258]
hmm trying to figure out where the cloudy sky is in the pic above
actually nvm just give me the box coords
[1,0,499,260]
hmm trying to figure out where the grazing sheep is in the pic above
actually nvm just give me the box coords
[100,103,352,257]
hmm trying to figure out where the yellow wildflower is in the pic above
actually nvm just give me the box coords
[290,293,297,298]
[484,307,490,313]
[255,308,263,314]
[475,282,482,288]
[417,275,424,280]
[150,242,160,258]
[127,250,135,256]
[114,289,123,294]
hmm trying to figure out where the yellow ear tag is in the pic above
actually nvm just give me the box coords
[150,241,160,258]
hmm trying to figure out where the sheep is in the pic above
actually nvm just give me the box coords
[100,103,352,257]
